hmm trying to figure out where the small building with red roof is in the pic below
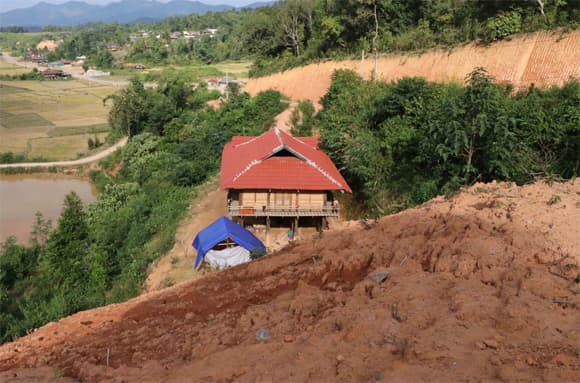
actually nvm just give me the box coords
[221,127,351,240]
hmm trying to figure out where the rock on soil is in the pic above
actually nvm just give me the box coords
[0,180,578,382]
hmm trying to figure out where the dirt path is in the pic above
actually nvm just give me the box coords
[145,176,227,292]
[273,101,298,133]
[0,137,128,168]
[0,180,578,383]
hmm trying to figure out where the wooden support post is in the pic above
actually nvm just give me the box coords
[294,216,299,240]
[266,215,270,246]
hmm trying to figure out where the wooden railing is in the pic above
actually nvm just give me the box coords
[228,206,339,217]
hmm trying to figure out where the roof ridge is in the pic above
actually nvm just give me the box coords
[291,135,317,149]
[232,159,262,182]
[305,159,345,189]
[233,134,261,148]
[274,127,284,146]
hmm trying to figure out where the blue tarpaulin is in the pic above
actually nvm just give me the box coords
[192,216,266,268]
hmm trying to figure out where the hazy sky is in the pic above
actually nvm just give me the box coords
[1,0,258,13]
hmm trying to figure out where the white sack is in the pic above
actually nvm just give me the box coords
[205,246,251,270]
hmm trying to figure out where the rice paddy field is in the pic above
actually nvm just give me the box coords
[213,61,252,79]
[0,75,116,161]
[0,60,31,77]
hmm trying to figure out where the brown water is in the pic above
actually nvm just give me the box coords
[0,174,97,244]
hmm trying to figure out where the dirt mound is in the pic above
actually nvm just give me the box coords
[245,30,580,108]
[0,180,578,382]
[36,40,60,52]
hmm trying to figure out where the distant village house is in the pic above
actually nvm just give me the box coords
[24,51,47,63]
[42,69,71,80]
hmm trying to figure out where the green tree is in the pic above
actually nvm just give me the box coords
[91,49,114,69]
[105,78,148,137]
[29,212,52,249]
[42,192,90,295]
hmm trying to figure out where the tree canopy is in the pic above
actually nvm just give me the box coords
[318,69,579,215]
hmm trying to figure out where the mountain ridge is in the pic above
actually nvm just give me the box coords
[0,0,272,27]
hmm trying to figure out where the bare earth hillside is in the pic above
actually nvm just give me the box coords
[245,30,580,108]
[0,180,578,382]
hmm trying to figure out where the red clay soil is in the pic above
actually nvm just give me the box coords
[0,180,578,382]
[244,30,580,108]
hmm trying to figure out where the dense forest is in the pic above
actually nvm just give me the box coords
[0,82,285,343]
[6,0,578,75]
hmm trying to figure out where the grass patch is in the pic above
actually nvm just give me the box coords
[139,65,224,83]
[0,61,31,76]
[0,83,28,94]
[214,61,252,79]
[2,113,54,129]
[547,195,561,205]
[0,32,44,53]
[28,133,109,160]
[48,123,110,137]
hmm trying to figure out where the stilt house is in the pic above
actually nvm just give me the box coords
[221,127,351,240]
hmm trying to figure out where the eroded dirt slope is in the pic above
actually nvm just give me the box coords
[245,30,580,108]
[0,181,578,382]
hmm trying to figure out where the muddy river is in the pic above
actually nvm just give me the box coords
[0,174,97,244]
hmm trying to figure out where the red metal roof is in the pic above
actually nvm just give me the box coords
[221,128,351,192]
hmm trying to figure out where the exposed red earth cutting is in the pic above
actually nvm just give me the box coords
[244,30,580,108]
[0,180,578,382]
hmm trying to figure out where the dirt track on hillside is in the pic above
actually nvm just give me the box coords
[245,30,580,108]
[144,177,226,292]
[0,180,578,382]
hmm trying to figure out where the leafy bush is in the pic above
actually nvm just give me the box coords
[485,10,523,41]
[249,247,266,260]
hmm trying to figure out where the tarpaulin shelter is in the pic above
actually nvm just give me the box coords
[192,216,266,269]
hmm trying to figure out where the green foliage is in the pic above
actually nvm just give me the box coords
[49,24,130,61]
[547,195,561,205]
[90,49,114,69]
[0,68,44,81]
[0,152,27,164]
[290,100,316,136]
[126,38,168,64]
[249,247,266,260]
[485,10,523,41]
[29,212,53,249]
[319,69,579,215]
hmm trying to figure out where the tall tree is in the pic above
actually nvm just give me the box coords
[104,79,148,138]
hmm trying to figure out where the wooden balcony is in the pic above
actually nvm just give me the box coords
[228,206,339,217]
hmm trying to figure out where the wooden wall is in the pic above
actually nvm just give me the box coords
[239,190,326,209]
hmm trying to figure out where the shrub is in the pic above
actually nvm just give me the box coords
[484,11,523,41]
[249,247,266,260]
